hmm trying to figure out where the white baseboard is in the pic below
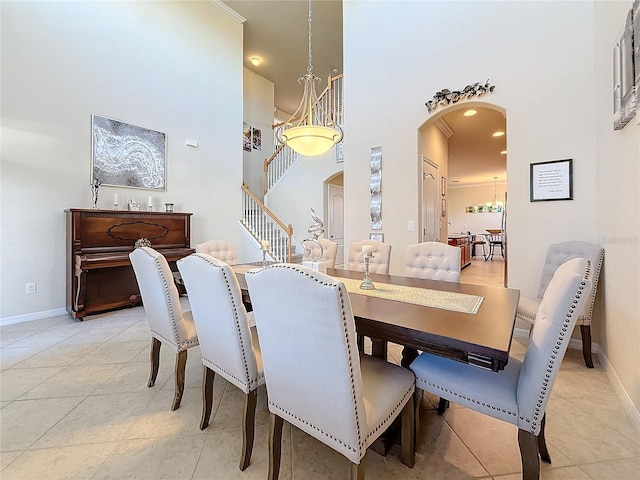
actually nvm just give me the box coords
[0,308,68,327]
[599,350,640,433]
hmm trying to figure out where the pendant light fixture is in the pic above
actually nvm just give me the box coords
[275,0,343,156]
[485,176,504,212]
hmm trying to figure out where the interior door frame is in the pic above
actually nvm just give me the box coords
[421,155,440,242]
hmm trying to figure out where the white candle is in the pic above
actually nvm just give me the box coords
[147,196,153,206]
[362,245,373,256]
[261,240,270,250]
[113,194,119,204]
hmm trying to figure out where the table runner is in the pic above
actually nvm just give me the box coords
[231,264,484,314]
[336,277,483,314]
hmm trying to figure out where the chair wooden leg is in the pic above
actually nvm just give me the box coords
[171,350,187,411]
[413,388,422,446]
[268,413,284,480]
[357,333,365,352]
[200,367,215,430]
[518,428,540,480]
[436,398,449,415]
[401,394,415,468]
[371,338,388,360]
[537,413,551,464]
[239,389,258,471]
[147,337,161,387]
[350,462,364,480]
[580,325,594,368]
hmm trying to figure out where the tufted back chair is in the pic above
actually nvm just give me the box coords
[129,247,198,410]
[195,239,238,265]
[246,264,415,479]
[516,240,604,367]
[302,237,339,268]
[347,239,392,274]
[403,242,461,282]
[411,258,592,480]
[177,253,264,470]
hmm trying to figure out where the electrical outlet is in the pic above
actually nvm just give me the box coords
[407,221,415,231]
[26,282,37,294]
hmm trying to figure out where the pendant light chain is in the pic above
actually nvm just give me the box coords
[307,0,313,76]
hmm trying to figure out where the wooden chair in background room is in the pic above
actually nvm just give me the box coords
[516,240,604,368]
[347,239,392,274]
[302,237,339,268]
[195,239,239,265]
[403,241,461,282]
[129,247,199,411]
[410,258,593,480]
[177,253,264,471]
[484,233,504,260]
[471,235,487,258]
[246,264,415,480]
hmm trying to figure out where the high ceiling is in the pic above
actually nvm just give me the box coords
[223,1,506,185]
[223,0,343,115]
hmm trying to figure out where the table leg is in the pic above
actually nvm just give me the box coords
[401,347,419,368]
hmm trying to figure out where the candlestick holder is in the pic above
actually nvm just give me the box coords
[147,205,153,212]
[112,202,119,210]
[360,254,375,290]
[261,247,268,267]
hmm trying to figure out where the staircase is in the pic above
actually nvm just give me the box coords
[240,74,344,261]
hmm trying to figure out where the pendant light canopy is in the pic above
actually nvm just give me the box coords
[275,0,343,157]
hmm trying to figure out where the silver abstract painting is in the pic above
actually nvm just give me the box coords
[92,115,166,190]
[370,146,382,230]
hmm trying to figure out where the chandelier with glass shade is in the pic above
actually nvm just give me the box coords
[486,176,504,212]
[275,0,343,157]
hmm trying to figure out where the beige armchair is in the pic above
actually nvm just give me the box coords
[129,247,199,411]
[347,239,392,274]
[246,264,415,480]
[515,240,604,367]
[195,239,238,265]
[177,253,264,470]
[403,241,461,282]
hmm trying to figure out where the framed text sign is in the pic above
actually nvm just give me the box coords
[530,159,573,202]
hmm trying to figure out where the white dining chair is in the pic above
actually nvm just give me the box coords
[302,237,339,268]
[515,240,604,368]
[246,264,415,480]
[129,247,199,411]
[177,253,264,470]
[403,241,461,282]
[347,239,392,274]
[195,239,239,265]
[410,258,593,480]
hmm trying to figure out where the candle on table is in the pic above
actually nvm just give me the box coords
[147,196,153,206]
[261,240,270,250]
[362,245,373,256]
[113,194,119,204]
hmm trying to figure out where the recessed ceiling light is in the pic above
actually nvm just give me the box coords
[500,150,507,155]
[250,57,261,66]
[492,131,505,137]
[463,109,477,117]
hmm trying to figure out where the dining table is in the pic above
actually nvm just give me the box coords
[232,263,520,373]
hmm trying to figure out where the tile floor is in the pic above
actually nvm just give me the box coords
[1,287,639,479]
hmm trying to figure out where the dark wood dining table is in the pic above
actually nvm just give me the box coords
[233,264,520,373]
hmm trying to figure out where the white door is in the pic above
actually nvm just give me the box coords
[422,156,439,242]
[328,184,345,267]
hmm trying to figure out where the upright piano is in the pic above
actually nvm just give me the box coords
[66,209,194,319]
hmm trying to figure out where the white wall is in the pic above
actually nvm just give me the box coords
[594,1,640,422]
[0,1,244,318]
[448,183,506,235]
[343,0,638,417]
[243,68,275,198]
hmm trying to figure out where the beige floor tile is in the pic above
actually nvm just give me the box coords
[0,346,47,370]
[56,327,126,346]
[91,435,207,480]
[0,450,23,471]
[578,456,640,479]
[0,366,63,401]
[290,424,353,480]
[19,364,123,399]
[32,392,156,448]
[210,383,270,432]
[0,442,116,479]
[11,343,99,369]
[5,327,80,348]
[0,396,84,451]
[72,340,148,366]
[1,329,42,347]
[192,423,293,480]
[91,360,171,396]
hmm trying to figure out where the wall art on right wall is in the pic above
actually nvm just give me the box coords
[613,6,637,130]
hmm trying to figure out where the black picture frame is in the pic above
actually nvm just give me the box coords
[530,159,573,202]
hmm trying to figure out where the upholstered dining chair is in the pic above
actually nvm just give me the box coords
[195,239,239,265]
[515,240,604,368]
[403,241,461,282]
[129,247,199,411]
[302,237,339,268]
[347,239,392,274]
[177,253,264,471]
[246,264,415,480]
[410,258,592,480]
